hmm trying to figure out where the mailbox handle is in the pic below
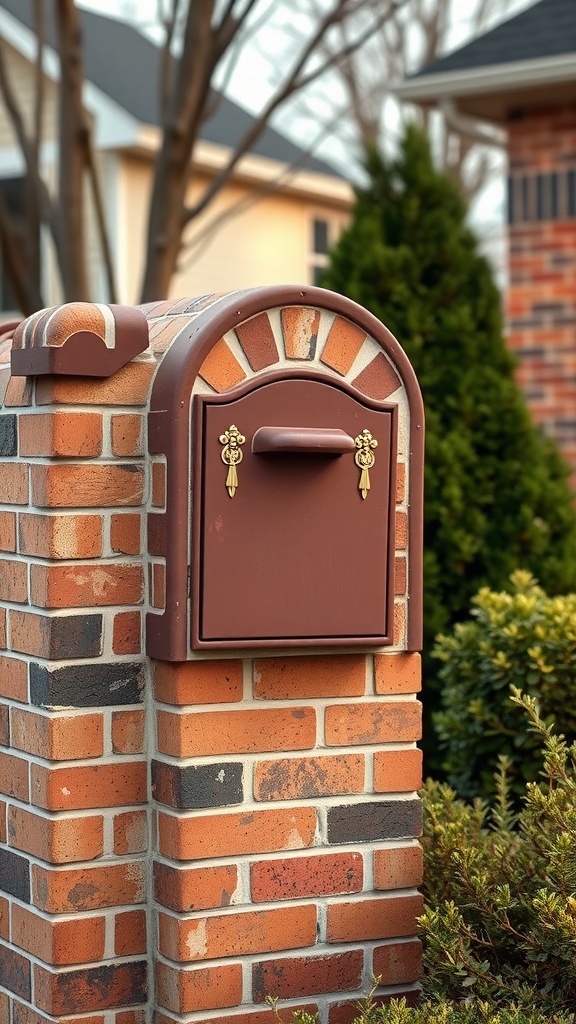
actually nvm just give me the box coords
[252,426,356,455]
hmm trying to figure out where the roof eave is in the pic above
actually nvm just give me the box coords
[395,51,576,114]
[117,127,353,207]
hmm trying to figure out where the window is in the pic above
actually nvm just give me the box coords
[309,214,345,286]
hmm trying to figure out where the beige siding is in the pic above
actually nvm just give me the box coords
[118,154,350,304]
[0,42,58,150]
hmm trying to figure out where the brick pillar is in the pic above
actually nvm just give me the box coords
[0,330,154,1023]
[507,102,576,489]
[0,287,424,1024]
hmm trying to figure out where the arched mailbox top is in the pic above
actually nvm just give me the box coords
[145,285,424,662]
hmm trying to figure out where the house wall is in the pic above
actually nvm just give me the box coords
[118,156,349,305]
[507,102,576,488]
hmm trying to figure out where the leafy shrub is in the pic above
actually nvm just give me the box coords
[421,692,576,1011]
[433,571,576,798]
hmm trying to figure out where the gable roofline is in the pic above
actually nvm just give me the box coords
[0,0,346,182]
[395,0,576,123]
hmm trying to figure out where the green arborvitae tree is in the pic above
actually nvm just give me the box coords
[322,125,576,773]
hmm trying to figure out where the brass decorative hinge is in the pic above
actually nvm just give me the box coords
[354,428,378,499]
[219,424,245,497]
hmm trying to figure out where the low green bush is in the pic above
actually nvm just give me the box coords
[433,571,576,799]
[421,692,576,1011]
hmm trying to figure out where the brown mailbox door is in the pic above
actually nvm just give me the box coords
[192,375,396,648]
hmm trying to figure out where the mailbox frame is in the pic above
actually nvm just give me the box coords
[190,368,398,650]
[146,285,424,661]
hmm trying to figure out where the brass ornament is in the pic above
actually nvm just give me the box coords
[354,428,378,499]
[219,424,245,497]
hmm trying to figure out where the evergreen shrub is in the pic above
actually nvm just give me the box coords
[322,126,576,767]
[433,571,576,798]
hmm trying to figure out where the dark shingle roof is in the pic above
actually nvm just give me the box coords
[0,0,341,177]
[417,0,576,77]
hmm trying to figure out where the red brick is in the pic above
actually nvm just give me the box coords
[395,510,407,549]
[321,316,366,376]
[0,463,28,504]
[352,353,401,400]
[0,896,8,941]
[4,375,32,407]
[154,862,238,912]
[11,904,105,965]
[153,659,243,705]
[10,709,103,760]
[9,806,103,864]
[373,845,423,891]
[111,415,143,457]
[373,749,422,792]
[113,810,148,856]
[156,962,242,1014]
[251,852,363,902]
[0,511,16,551]
[35,361,155,407]
[187,1007,319,1024]
[0,558,27,603]
[32,862,146,912]
[198,338,246,392]
[115,910,146,956]
[159,904,317,961]
[325,701,421,745]
[326,894,423,942]
[151,562,165,608]
[396,463,406,503]
[394,556,407,595]
[254,754,364,801]
[110,514,141,555]
[0,704,8,746]
[372,939,422,986]
[0,655,27,701]
[31,762,147,811]
[31,464,144,508]
[235,312,279,371]
[151,462,165,508]
[254,656,366,699]
[18,413,102,457]
[157,707,315,757]
[30,562,143,608]
[0,751,29,801]
[252,950,363,1001]
[281,307,320,360]
[112,710,145,753]
[18,513,102,559]
[113,611,141,654]
[8,609,102,660]
[33,961,147,1015]
[159,807,317,860]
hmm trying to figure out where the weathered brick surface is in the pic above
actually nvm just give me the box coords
[1,296,422,1024]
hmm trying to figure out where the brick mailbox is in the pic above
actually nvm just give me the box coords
[0,286,424,1024]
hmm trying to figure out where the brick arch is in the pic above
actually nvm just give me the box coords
[144,286,424,661]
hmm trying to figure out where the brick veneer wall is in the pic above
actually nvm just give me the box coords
[0,290,423,1024]
[507,102,576,489]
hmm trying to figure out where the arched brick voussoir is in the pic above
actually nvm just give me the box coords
[11,303,150,378]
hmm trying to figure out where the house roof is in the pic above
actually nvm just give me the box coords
[396,0,576,123]
[0,0,341,178]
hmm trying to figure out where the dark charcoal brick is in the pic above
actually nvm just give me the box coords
[12,615,103,660]
[30,661,145,709]
[0,946,31,1000]
[0,848,30,902]
[151,760,243,808]
[37,961,147,1015]
[327,799,422,845]
[0,415,17,456]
